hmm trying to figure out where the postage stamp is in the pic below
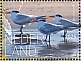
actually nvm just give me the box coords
[1,0,81,60]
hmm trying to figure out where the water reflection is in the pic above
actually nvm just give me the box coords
[4,29,79,58]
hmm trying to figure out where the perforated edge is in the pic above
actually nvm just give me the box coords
[79,1,81,61]
[1,1,81,61]
[2,0,81,2]
[0,1,3,60]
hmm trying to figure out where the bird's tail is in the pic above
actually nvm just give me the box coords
[36,16,47,20]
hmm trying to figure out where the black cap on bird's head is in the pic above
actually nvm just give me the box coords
[38,19,46,22]
[47,14,63,18]
[11,10,19,13]
[31,19,46,22]
[54,14,63,18]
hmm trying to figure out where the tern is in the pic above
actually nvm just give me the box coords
[32,19,64,46]
[4,10,46,34]
[48,14,81,42]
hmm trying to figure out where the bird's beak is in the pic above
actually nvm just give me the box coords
[4,12,10,14]
[47,16,54,18]
[78,10,81,12]
[31,20,38,22]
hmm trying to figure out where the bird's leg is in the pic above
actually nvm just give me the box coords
[20,25,23,34]
[44,35,48,46]
[20,25,23,40]
[48,35,51,47]
[45,35,48,41]
[64,30,67,43]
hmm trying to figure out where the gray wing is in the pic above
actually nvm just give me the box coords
[44,23,63,31]
[16,14,30,20]
[60,19,79,27]
[14,14,31,25]
[39,23,63,34]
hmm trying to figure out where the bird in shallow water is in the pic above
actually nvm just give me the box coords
[47,14,81,42]
[32,19,64,47]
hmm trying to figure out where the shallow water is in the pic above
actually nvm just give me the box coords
[4,28,79,59]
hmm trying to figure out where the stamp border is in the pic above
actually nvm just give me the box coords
[1,1,81,61]
[79,1,81,60]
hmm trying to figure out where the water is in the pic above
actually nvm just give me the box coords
[4,28,79,59]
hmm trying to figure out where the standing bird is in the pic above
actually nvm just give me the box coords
[4,10,46,34]
[48,14,80,42]
[32,19,64,46]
